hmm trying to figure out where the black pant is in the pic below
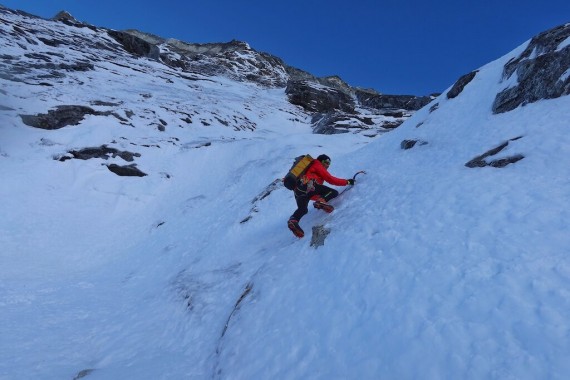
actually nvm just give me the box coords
[290,183,339,222]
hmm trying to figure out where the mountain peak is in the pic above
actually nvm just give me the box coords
[52,10,77,23]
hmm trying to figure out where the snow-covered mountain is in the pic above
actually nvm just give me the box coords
[0,6,433,142]
[1,5,570,380]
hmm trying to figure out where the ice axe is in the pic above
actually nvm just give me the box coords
[352,170,366,180]
[339,170,366,196]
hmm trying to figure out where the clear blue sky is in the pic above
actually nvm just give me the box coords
[3,1,569,95]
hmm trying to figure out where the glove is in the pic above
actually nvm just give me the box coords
[347,179,355,185]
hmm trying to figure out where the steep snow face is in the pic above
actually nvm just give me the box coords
[210,39,570,380]
[2,7,570,380]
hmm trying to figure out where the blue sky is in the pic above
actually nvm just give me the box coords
[3,0,569,95]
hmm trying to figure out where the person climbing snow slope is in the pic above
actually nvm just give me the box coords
[287,154,354,238]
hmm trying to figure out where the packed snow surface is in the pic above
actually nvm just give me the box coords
[1,11,570,380]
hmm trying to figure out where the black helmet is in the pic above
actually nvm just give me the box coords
[317,154,331,165]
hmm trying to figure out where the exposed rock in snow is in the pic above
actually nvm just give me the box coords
[493,23,570,113]
[106,163,147,177]
[286,80,356,113]
[446,70,478,99]
[464,136,525,168]
[21,105,99,130]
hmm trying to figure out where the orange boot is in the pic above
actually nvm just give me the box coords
[313,197,334,213]
[288,219,305,238]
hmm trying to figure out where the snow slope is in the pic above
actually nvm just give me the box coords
[1,9,570,380]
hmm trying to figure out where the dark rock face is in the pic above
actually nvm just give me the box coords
[107,30,160,60]
[355,89,432,111]
[286,80,355,113]
[493,23,570,114]
[465,136,525,168]
[447,71,478,99]
[311,112,376,135]
[21,105,98,129]
[286,81,433,133]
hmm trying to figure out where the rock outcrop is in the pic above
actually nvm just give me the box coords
[447,71,478,99]
[107,30,160,60]
[465,137,525,168]
[286,80,355,113]
[21,106,99,130]
[493,23,570,114]
[355,89,433,111]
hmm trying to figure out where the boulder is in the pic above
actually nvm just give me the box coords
[106,163,147,177]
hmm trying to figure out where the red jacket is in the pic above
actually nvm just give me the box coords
[304,159,348,186]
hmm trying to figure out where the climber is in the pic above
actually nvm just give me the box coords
[287,154,354,238]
